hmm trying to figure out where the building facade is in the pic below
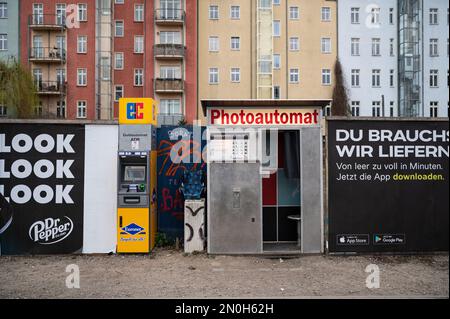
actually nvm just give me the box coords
[338,0,449,118]
[0,0,20,62]
[18,0,197,122]
[197,0,337,122]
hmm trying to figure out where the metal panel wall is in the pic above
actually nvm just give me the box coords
[208,163,262,254]
[301,127,323,253]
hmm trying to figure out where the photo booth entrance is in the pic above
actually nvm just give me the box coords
[203,100,329,255]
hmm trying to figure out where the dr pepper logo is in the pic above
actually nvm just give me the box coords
[29,217,74,245]
[126,102,145,120]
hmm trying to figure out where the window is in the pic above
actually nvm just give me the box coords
[351,7,360,24]
[273,86,280,99]
[101,57,110,80]
[372,69,381,87]
[230,6,240,19]
[372,38,381,56]
[321,38,331,53]
[56,69,65,84]
[389,8,394,24]
[209,68,219,84]
[289,68,299,83]
[160,31,181,44]
[56,4,66,25]
[430,69,438,87]
[134,4,144,22]
[372,101,381,117]
[389,101,395,117]
[390,38,395,56]
[351,69,360,87]
[371,7,380,25]
[209,36,219,52]
[273,0,280,5]
[134,36,144,53]
[160,66,180,79]
[115,21,124,37]
[209,5,219,19]
[160,99,181,115]
[429,8,438,25]
[430,101,438,117]
[56,100,66,118]
[289,7,299,20]
[351,38,360,56]
[78,4,87,22]
[430,39,439,56]
[0,2,7,18]
[77,68,87,86]
[115,52,124,69]
[0,105,7,117]
[115,0,124,4]
[322,69,331,85]
[134,69,143,86]
[35,103,43,117]
[390,69,395,87]
[259,61,271,73]
[0,34,7,50]
[351,101,360,117]
[33,4,44,24]
[231,68,240,82]
[273,20,281,37]
[231,37,240,50]
[321,7,331,21]
[114,85,123,101]
[259,0,272,8]
[77,36,87,53]
[323,105,331,117]
[273,54,281,69]
[77,101,87,118]
[289,37,299,51]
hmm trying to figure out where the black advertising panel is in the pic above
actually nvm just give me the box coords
[328,120,449,253]
[0,124,85,254]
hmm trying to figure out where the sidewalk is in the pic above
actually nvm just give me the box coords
[0,250,448,298]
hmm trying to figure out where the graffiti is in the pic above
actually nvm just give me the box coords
[157,126,206,240]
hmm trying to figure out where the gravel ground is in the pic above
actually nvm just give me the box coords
[0,249,448,299]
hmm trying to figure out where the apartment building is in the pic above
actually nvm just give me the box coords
[0,0,20,62]
[0,0,20,118]
[112,0,197,124]
[18,0,197,122]
[198,0,337,121]
[338,0,449,118]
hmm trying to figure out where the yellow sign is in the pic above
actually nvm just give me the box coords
[117,208,150,253]
[119,98,157,125]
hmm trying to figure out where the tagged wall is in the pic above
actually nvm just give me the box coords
[328,119,449,253]
[0,122,118,255]
[157,126,206,241]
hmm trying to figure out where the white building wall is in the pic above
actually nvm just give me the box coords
[338,0,398,117]
[423,0,449,118]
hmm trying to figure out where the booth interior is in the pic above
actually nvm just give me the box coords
[203,100,329,255]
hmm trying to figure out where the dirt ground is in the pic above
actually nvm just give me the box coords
[0,249,448,299]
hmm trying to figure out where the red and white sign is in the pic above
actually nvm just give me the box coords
[208,108,320,126]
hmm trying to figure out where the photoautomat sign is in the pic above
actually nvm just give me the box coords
[0,124,85,255]
[207,108,320,126]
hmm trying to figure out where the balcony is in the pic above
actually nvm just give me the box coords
[154,78,184,93]
[28,14,66,30]
[29,47,66,63]
[154,44,185,59]
[154,9,185,25]
[35,81,66,96]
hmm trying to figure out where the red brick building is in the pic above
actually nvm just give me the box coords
[20,0,197,123]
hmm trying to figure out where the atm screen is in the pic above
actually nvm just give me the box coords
[123,166,146,182]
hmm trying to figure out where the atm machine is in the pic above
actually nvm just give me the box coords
[117,98,157,253]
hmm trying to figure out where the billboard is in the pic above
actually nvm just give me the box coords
[0,124,85,254]
[328,120,449,253]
